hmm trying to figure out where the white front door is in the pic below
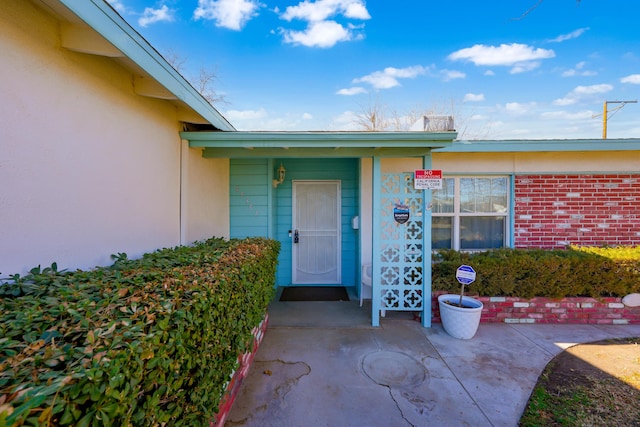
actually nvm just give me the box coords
[292,180,341,284]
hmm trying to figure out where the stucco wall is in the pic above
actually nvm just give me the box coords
[181,146,229,244]
[433,151,640,173]
[0,1,227,275]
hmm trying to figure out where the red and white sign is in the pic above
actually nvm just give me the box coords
[414,169,443,190]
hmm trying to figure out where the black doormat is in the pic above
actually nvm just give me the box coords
[279,286,349,302]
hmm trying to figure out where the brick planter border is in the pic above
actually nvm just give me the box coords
[211,314,269,427]
[431,292,640,325]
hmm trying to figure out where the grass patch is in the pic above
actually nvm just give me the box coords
[520,338,640,427]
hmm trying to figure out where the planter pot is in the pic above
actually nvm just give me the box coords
[438,294,483,340]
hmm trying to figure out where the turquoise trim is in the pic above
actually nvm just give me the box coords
[201,147,443,158]
[435,139,640,153]
[58,0,234,131]
[183,131,457,147]
[422,154,433,328]
[371,157,381,327]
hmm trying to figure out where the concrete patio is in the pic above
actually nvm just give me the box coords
[226,300,640,426]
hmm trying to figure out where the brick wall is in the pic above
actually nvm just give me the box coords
[514,174,640,248]
[211,314,269,427]
[431,293,640,325]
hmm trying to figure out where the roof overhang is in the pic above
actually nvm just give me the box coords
[435,139,640,153]
[181,131,458,158]
[37,0,235,131]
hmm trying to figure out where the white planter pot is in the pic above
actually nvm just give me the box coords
[438,294,483,340]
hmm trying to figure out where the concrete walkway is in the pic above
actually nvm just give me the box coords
[226,300,640,427]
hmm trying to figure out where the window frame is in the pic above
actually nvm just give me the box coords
[431,175,511,251]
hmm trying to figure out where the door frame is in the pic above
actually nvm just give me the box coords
[291,179,342,285]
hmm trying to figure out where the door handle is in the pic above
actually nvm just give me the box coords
[294,230,299,243]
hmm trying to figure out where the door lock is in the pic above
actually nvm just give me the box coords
[294,230,299,243]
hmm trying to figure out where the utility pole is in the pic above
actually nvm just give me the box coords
[601,100,637,139]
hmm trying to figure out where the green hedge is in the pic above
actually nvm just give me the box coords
[432,246,640,299]
[0,237,279,427]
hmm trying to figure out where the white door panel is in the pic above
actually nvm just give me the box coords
[292,181,341,284]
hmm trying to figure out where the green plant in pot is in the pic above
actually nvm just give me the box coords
[438,265,483,339]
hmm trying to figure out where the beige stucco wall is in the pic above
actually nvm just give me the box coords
[181,146,230,244]
[0,1,228,275]
[433,151,640,173]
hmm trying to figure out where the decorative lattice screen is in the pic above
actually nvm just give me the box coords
[379,173,424,311]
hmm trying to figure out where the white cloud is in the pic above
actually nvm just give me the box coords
[330,110,359,130]
[464,93,485,102]
[484,70,495,76]
[223,109,317,130]
[448,43,555,73]
[337,86,367,95]
[138,5,175,27]
[282,20,351,48]
[510,61,541,74]
[621,74,640,84]
[503,102,537,115]
[441,69,465,81]
[279,0,370,47]
[553,84,613,106]
[548,27,589,43]
[194,0,261,31]
[282,0,370,22]
[561,61,597,77]
[353,66,428,89]
[106,0,130,14]
[224,108,268,121]
[540,110,595,120]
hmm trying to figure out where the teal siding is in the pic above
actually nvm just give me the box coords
[230,159,270,238]
[274,158,359,287]
[230,158,359,288]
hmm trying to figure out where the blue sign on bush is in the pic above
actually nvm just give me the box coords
[456,265,476,285]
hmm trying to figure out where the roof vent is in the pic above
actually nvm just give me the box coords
[409,115,455,132]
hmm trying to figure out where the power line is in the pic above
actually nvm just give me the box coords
[592,100,637,139]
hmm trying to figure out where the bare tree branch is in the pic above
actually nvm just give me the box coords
[162,50,228,107]
[354,98,390,131]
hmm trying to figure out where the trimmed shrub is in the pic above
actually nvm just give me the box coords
[432,246,640,299]
[0,237,279,426]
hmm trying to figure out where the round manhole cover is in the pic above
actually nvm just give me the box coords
[362,351,426,387]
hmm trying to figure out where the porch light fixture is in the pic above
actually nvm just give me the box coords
[273,163,286,188]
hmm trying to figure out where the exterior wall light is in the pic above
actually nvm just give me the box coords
[273,163,286,188]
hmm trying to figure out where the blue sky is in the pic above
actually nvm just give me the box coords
[108,0,640,139]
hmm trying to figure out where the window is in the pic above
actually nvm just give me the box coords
[432,177,509,250]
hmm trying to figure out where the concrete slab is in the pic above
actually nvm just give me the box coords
[226,301,640,427]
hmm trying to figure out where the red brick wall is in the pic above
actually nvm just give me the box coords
[211,314,269,427]
[514,174,640,248]
[431,293,640,325]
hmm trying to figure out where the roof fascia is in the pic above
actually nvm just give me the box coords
[435,139,640,153]
[202,147,439,158]
[182,131,458,149]
[58,0,235,131]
